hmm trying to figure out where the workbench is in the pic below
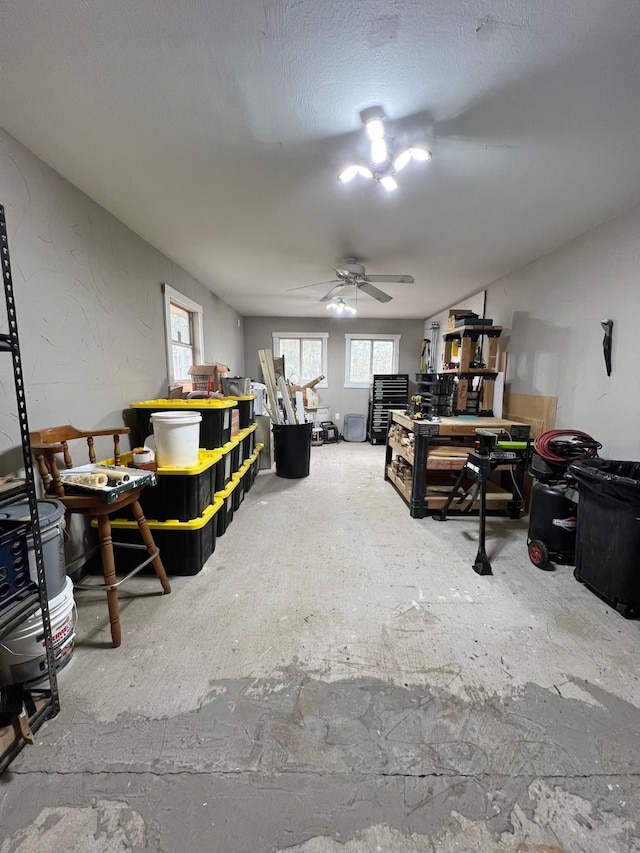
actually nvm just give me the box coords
[384,410,531,518]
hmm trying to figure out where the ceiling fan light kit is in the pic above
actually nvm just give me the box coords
[337,106,431,192]
[326,298,356,315]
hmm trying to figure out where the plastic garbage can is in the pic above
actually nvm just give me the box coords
[343,413,367,442]
[569,458,640,618]
[273,422,313,479]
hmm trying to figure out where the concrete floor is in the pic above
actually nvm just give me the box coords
[1,442,640,852]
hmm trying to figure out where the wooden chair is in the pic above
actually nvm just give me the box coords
[30,425,171,648]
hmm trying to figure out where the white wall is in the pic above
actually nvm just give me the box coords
[243,316,425,420]
[0,129,244,466]
[485,203,640,459]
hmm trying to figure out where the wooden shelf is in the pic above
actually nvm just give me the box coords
[444,324,503,338]
[388,435,414,465]
[386,465,513,509]
[389,436,472,471]
[440,368,498,375]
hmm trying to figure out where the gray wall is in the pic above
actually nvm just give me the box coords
[484,202,640,459]
[0,129,244,465]
[243,316,425,420]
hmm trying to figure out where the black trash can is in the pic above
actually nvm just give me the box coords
[569,459,640,618]
[273,422,313,479]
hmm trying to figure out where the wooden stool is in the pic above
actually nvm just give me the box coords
[30,425,171,648]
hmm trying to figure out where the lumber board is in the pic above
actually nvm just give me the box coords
[277,375,297,424]
[502,391,557,437]
[258,349,281,424]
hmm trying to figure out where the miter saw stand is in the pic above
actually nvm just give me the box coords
[433,429,530,576]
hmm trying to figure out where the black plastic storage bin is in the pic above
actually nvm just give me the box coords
[213,438,241,492]
[130,399,237,450]
[107,499,223,576]
[570,459,640,617]
[232,470,246,511]
[112,450,221,523]
[225,395,255,428]
[245,450,260,493]
[241,424,257,460]
[273,422,312,479]
[215,477,240,536]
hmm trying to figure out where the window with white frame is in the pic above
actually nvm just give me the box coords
[344,334,401,388]
[271,332,328,387]
[163,284,204,385]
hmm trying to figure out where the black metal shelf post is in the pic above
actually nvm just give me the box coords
[0,203,60,773]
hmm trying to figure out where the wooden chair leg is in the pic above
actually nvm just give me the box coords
[96,515,122,648]
[131,500,171,594]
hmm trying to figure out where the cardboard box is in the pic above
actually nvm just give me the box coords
[188,363,229,393]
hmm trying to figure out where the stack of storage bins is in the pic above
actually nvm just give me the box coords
[104,397,261,575]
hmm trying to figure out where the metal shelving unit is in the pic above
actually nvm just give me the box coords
[0,203,60,773]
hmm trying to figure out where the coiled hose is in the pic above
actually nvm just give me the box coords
[534,429,601,467]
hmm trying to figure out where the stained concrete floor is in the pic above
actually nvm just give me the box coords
[1,442,640,852]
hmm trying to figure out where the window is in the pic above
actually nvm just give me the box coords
[163,284,204,385]
[272,332,328,387]
[344,334,401,388]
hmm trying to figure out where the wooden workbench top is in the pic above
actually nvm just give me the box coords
[390,410,526,435]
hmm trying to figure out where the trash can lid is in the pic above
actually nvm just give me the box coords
[0,498,66,526]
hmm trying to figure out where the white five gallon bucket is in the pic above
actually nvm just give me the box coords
[149,411,202,467]
[0,576,76,686]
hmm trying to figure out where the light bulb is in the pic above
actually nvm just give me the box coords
[393,149,411,172]
[371,138,388,165]
[337,301,345,313]
[364,117,385,140]
[357,165,373,179]
[380,175,398,192]
[337,164,360,184]
[326,304,333,310]
[410,147,432,162]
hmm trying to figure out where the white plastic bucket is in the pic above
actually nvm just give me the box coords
[149,411,202,467]
[0,576,76,686]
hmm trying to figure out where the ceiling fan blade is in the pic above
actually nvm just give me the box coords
[320,283,349,302]
[287,279,340,293]
[357,281,392,303]
[362,274,414,284]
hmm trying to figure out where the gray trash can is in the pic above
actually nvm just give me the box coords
[343,413,367,442]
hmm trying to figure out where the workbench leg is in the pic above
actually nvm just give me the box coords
[410,433,428,518]
[508,455,527,518]
[384,428,393,479]
[472,480,492,575]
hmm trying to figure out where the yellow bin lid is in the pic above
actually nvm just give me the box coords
[97,497,223,530]
[101,449,221,475]
[130,399,237,410]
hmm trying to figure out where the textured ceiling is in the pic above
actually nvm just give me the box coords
[2,0,640,318]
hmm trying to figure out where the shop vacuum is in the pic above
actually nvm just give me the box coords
[527,429,601,569]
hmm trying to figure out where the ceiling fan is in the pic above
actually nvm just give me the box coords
[287,258,414,303]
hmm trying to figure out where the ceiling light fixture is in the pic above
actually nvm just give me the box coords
[337,106,431,192]
[326,298,356,315]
